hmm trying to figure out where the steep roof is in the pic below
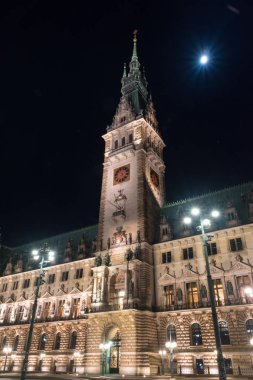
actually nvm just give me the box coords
[160,181,253,241]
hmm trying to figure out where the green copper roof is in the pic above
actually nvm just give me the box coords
[159,181,253,242]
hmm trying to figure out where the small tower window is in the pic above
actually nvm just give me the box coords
[114,140,118,149]
[122,137,125,146]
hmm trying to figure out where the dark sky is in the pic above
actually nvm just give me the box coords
[1,0,253,246]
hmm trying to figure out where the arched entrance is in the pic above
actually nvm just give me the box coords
[109,331,121,374]
[101,326,121,375]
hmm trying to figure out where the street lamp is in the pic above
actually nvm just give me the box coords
[158,349,166,375]
[20,243,55,380]
[99,343,110,376]
[3,346,12,372]
[183,208,227,380]
[165,341,177,377]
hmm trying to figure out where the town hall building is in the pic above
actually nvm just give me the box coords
[1,34,253,376]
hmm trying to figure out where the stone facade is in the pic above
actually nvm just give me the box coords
[1,35,253,377]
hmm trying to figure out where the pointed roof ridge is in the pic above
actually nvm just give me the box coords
[163,180,253,208]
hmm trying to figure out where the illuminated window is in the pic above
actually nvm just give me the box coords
[213,279,224,306]
[164,285,174,307]
[186,282,198,306]
[191,323,203,346]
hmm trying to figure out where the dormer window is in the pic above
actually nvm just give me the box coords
[227,212,235,221]
[120,116,126,123]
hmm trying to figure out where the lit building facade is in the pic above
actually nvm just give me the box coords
[1,35,253,376]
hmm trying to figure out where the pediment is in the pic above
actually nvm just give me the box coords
[183,269,198,278]
[55,288,67,296]
[6,297,14,303]
[83,284,93,293]
[17,295,26,302]
[209,265,225,275]
[158,273,174,285]
[230,261,251,273]
[69,287,82,295]
[41,291,52,298]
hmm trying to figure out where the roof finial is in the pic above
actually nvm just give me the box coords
[133,29,138,43]
[123,62,127,78]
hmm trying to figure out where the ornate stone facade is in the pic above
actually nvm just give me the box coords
[0,35,253,376]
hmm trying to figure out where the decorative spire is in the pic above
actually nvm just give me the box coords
[129,29,140,73]
[122,63,127,80]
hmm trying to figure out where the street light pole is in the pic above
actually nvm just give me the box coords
[20,243,55,380]
[200,219,227,380]
[158,349,166,375]
[184,208,227,380]
[165,341,177,377]
[99,343,109,376]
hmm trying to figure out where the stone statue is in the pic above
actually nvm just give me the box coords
[102,253,110,266]
[200,284,207,299]
[95,255,102,267]
[92,238,97,253]
[227,281,234,296]
[176,288,183,302]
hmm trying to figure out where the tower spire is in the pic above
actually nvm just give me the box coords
[129,29,140,73]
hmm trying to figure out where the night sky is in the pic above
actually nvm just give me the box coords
[1,0,253,246]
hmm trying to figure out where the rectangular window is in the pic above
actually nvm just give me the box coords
[76,268,83,279]
[62,271,69,281]
[213,279,224,306]
[162,252,172,264]
[164,285,174,307]
[129,134,133,143]
[34,277,40,286]
[12,281,19,290]
[114,140,118,149]
[183,247,194,260]
[207,242,217,256]
[186,282,198,306]
[23,279,30,289]
[48,274,55,284]
[230,238,243,252]
[122,137,125,146]
[2,283,8,292]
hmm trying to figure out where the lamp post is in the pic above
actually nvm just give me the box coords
[183,208,227,380]
[20,243,55,380]
[3,346,12,372]
[158,349,166,375]
[99,343,109,376]
[165,341,177,377]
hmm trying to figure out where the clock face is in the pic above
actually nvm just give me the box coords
[113,164,130,185]
[150,168,159,188]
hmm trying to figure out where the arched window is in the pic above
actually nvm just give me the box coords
[191,323,203,346]
[13,335,19,351]
[69,331,77,349]
[167,325,176,342]
[38,333,47,350]
[246,319,253,337]
[54,333,61,350]
[219,321,230,345]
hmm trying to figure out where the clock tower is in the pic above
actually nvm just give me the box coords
[98,32,165,250]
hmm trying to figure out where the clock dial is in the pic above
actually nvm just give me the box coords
[113,164,130,185]
[150,168,159,188]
